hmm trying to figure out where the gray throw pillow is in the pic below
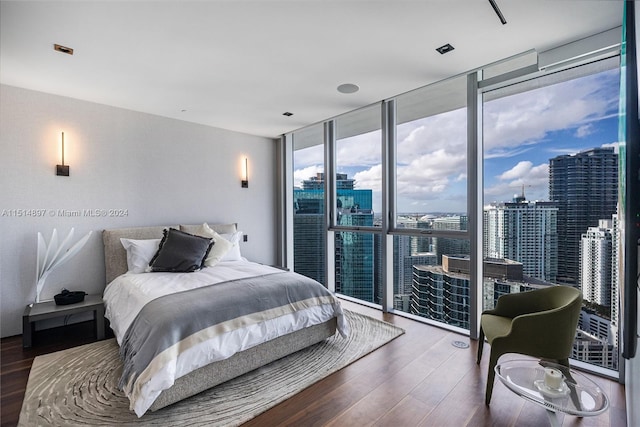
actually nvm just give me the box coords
[148,228,213,272]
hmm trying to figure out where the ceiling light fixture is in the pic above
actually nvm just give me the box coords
[54,44,74,55]
[488,0,507,25]
[436,43,455,55]
[283,112,293,117]
[337,83,359,94]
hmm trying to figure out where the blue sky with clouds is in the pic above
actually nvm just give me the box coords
[294,68,620,215]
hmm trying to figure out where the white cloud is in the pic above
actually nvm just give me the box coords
[486,162,549,202]
[397,110,466,161]
[336,130,382,167]
[353,164,382,191]
[498,161,533,180]
[484,69,619,157]
[293,144,323,168]
[396,148,467,199]
[575,124,594,138]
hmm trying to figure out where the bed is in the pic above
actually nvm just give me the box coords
[102,223,347,417]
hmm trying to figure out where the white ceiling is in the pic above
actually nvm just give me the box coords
[0,1,623,138]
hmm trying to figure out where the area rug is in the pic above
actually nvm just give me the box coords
[19,310,404,426]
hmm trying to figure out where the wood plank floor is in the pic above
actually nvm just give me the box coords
[1,300,627,426]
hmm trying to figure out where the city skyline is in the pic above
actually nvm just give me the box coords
[294,68,620,214]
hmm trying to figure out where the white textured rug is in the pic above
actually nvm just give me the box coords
[19,310,404,426]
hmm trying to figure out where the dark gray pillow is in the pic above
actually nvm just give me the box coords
[148,228,213,272]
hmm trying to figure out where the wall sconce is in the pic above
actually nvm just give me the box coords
[56,132,69,176]
[241,157,249,188]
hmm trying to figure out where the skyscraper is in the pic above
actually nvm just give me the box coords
[432,215,469,263]
[580,219,614,307]
[335,200,374,302]
[549,147,618,286]
[293,190,325,284]
[483,197,558,282]
[411,255,526,329]
[293,173,375,302]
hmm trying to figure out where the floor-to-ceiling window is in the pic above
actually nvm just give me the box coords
[333,105,382,303]
[285,32,624,378]
[392,76,470,329]
[482,58,621,372]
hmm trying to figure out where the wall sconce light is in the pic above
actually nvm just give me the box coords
[241,157,249,188]
[56,131,69,176]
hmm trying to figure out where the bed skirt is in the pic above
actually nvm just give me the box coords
[149,317,337,411]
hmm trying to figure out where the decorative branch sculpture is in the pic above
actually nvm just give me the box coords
[35,228,92,303]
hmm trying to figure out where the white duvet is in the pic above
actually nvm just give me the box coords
[103,260,348,417]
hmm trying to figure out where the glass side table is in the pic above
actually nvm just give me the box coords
[495,359,609,427]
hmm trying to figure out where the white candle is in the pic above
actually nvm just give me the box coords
[544,367,564,390]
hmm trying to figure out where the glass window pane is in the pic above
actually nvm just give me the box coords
[482,62,620,371]
[293,125,326,284]
[394,235,470,329]
[392,76,469,329]
[335,105,381,227]
[336,230,379,303]
[395,75,468,219]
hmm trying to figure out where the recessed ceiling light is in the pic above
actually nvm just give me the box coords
[436,43,455,55]
[337,83,359,94]
[54,44,74,55]
[283,112,293,117]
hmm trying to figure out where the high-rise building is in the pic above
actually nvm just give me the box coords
[549,147,618,286]
[301,172,355,190]
[412,262,469,328]
[483,197,558,282]
[574,214,620,371]
[293,190,325,284]
[411,255,526,329]
[335,200,374,302]
[294,173,375,302]
[580,219,614,307]
[610,214,620,336]
[432,215,469,263]
[392,233,436,307]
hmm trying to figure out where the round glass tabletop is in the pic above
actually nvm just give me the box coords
[494,359,609,417]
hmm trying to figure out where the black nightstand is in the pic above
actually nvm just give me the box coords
[22,294,105,348]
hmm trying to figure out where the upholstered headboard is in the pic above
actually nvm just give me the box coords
[102,223,237,283]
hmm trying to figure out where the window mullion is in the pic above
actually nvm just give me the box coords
[468,70,483,340]
[381,99,396,312]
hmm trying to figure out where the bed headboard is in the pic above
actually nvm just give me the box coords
[102,223,238,284]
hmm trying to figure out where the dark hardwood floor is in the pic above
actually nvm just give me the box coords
[1,300,627,426]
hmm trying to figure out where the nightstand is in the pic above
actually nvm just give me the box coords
[22,294,105,348]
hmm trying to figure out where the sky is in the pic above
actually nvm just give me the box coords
[294,68,621,215]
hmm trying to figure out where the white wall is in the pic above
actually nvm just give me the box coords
[0,84,277,338]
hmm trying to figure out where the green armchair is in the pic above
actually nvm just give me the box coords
[477,285,583,405]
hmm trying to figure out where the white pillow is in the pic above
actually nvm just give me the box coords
[120,238,161,273]
[220,231,243,261]
[195,223,234,267]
